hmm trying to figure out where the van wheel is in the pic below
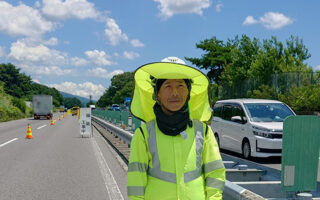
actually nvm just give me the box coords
[242,140,251,159]
[214,133,220,148]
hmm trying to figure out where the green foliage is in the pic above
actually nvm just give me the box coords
[86,100,95,107]
[247,85,277,99]
[11,97,26,113]
[208,83,220,107]
[278,85,320,112]
[0,63,32,98]
[187,35,313,86]
[64,97,83,108]
[185,37,234,83]
[97,72,134,107]
[0,82,25,122]
[112,82,134,104]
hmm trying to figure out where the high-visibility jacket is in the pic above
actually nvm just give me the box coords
[127,119,226,200]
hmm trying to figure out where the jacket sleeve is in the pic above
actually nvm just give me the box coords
[202,125,226,200]
[127,127,149,200]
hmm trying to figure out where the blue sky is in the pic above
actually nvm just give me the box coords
[0,0,319,100]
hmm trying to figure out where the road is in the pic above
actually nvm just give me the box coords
[0,113,128,200]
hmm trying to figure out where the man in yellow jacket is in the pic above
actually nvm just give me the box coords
[127,57,226,200]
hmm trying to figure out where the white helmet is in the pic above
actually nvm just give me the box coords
[161,56,186,65]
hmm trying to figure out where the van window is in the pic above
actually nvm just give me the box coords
[221,105,233,121]
[213,104,223,117]
[221,104,246,123]
[233,105,246,118]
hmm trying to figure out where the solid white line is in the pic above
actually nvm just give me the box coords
[0,138,18,148]
[37,125,47,130]
[91,138,124,200]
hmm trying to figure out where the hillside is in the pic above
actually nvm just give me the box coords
[59,91,95,106]
[0,82,29,122]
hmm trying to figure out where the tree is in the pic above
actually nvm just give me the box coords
[112,81,134,103]
[0,63,32,98]
[97,72,134,107]
[185,37,234,84]
[86,100,95,107]
[64,97,83,108]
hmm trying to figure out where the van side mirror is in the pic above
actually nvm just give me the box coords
[231,116,246,124]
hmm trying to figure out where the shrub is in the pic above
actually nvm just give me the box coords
[278,85,320,112]
[12,97,26,113]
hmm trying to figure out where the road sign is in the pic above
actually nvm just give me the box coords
[281,115,320,192]
[80,108,92,138]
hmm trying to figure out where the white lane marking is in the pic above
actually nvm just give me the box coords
[37,125,47,130]
[91,138,124,200]
[0,138,18,148]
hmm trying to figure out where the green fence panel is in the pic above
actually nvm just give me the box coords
[281,115,320,192]
[92,109,142,131]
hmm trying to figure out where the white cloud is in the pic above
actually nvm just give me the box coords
[8,39,67,65]
[0,46,5,58]
[0,1,56,37]
[32,78,40,83]
[47,81,106,100]
[41,0,99,20]
[154,0,211,19]
[216,2,223,12]
[243,16,258,25]
[123,51,140,60]
[104,18,128,46]
[243,12,293,30]
[85,50,115,66]
[131,39,144,47]
[19,64,73,76]
[71,57,89,67]
[44,37,58,46]
[88,67,124,79]
[260,12,293,30]
[316,65,320,71]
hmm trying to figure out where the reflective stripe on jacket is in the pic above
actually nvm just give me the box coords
[127,119,226,200]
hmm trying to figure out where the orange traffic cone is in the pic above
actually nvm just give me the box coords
[51,118,54,125]
[26,124,33,139]
[59,116,61,120]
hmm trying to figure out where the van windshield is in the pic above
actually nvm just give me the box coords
[244,103,295,122]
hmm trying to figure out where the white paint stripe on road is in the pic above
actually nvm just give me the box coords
[0,138,18,148]
[37,125,47,130]
[92,138,124,200]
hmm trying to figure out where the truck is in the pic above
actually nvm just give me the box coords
[71,106,80,116]
[59,105,65,112]
[33,95,53,119]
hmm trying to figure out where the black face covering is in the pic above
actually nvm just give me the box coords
[153,103,190,136]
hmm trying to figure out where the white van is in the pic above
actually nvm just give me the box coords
[211,99,296,159]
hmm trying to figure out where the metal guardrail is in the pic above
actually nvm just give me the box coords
[92,116,133,146]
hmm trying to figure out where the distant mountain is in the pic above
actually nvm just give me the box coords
[59,91,95,106]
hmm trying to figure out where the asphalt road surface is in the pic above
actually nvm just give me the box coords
[0,113,128,200]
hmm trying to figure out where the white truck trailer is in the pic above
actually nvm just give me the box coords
[33,95,53,119]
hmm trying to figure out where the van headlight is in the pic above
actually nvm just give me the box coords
[252,126,273,138]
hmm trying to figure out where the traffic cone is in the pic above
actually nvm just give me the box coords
[26,124,33,139]
[51,118,54,125]
[59,116,61,120]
